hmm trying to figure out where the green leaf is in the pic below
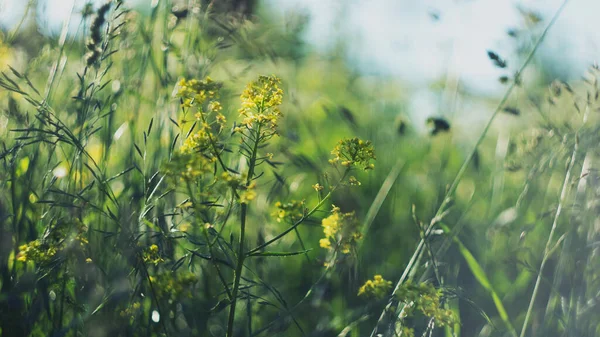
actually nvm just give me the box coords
[248,249,312,257]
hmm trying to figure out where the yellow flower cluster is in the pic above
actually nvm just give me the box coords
[72,219,89,248]
[358,275,392,299]
[143,244,164,265]
[238,75,283,131]
[239,184,257,204]
[17,240,57,263]
[395,281,455,328]
[149,271,198,301]
[319,206,362,254]
[322,211,340,239]
[330,137,376,171]
[180,124,212,154]
[120,301,142,319]
[219,172,257,204]
[165,151,216,182]
[17,219,89,264]
[348,176,361,186]
[272,200,305,223]
[176,77,222,109]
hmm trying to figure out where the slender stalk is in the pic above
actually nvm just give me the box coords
[227,203,248,337]
[185,183,232,300]
[139,253,170,337]
[227,123,262,337]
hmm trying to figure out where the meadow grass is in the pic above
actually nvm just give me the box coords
[1,0,600,336]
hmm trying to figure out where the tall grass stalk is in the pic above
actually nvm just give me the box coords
[518,91,590,337]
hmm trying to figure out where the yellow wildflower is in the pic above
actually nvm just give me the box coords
[143,244,164,265]
[175,77,222,108]
[272,200,305,223]
[329,137,376,171]
[319,238,331,249]
[322,212,341,238]
[319,206,362,255]
[238,75,283,132]
[358,275,392,299]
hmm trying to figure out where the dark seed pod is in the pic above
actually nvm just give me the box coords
[550,80,562,97]
[395,115,408,136]
[172,6,189,19]
[86,39,96,51]
[502,107,520,116]
[85,48,101,66]
[487,50,507,68]
[338,106,357,129]
[426,117,451,135]
[97,2,112,18]
[89,2,112,46]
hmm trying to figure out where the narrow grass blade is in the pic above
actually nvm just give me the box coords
[440,223,517,337]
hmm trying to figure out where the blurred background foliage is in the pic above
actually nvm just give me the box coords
[1,0,600,336]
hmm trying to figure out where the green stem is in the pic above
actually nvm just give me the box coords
[226,123,261,337]
[139,253,170,337]
[227,203,248,337]
[185,183,232,300]
[247,168,349,256]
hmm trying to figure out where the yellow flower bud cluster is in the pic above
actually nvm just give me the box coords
[329,137,376,171]
[17,240,57,264]
[319,206,362,254]
[357,275,392,299]
[176,77,222,109]
[17,219,90,265]
[238,75,283,132]
[239,183,257,204]
[165,151,216,182]
[180,125,212,154]
[143,244,164,265]
[149,271,198,301]
[218,172,256,204]
[395,281,456,328]
[272,200,305,223]
[120,301,142,319]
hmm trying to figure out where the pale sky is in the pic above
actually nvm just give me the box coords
[270,0,599,93]
[1,0,598,99]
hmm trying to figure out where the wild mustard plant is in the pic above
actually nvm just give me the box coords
[17,219,89,266]
[395,281,455,327]
[238,75,284,132]
[164,71,381,336]
[358,274,392,299]
[143,244,164,265]
[272,200,305,223]
[319,205,363,254]
[330,137,376,171]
